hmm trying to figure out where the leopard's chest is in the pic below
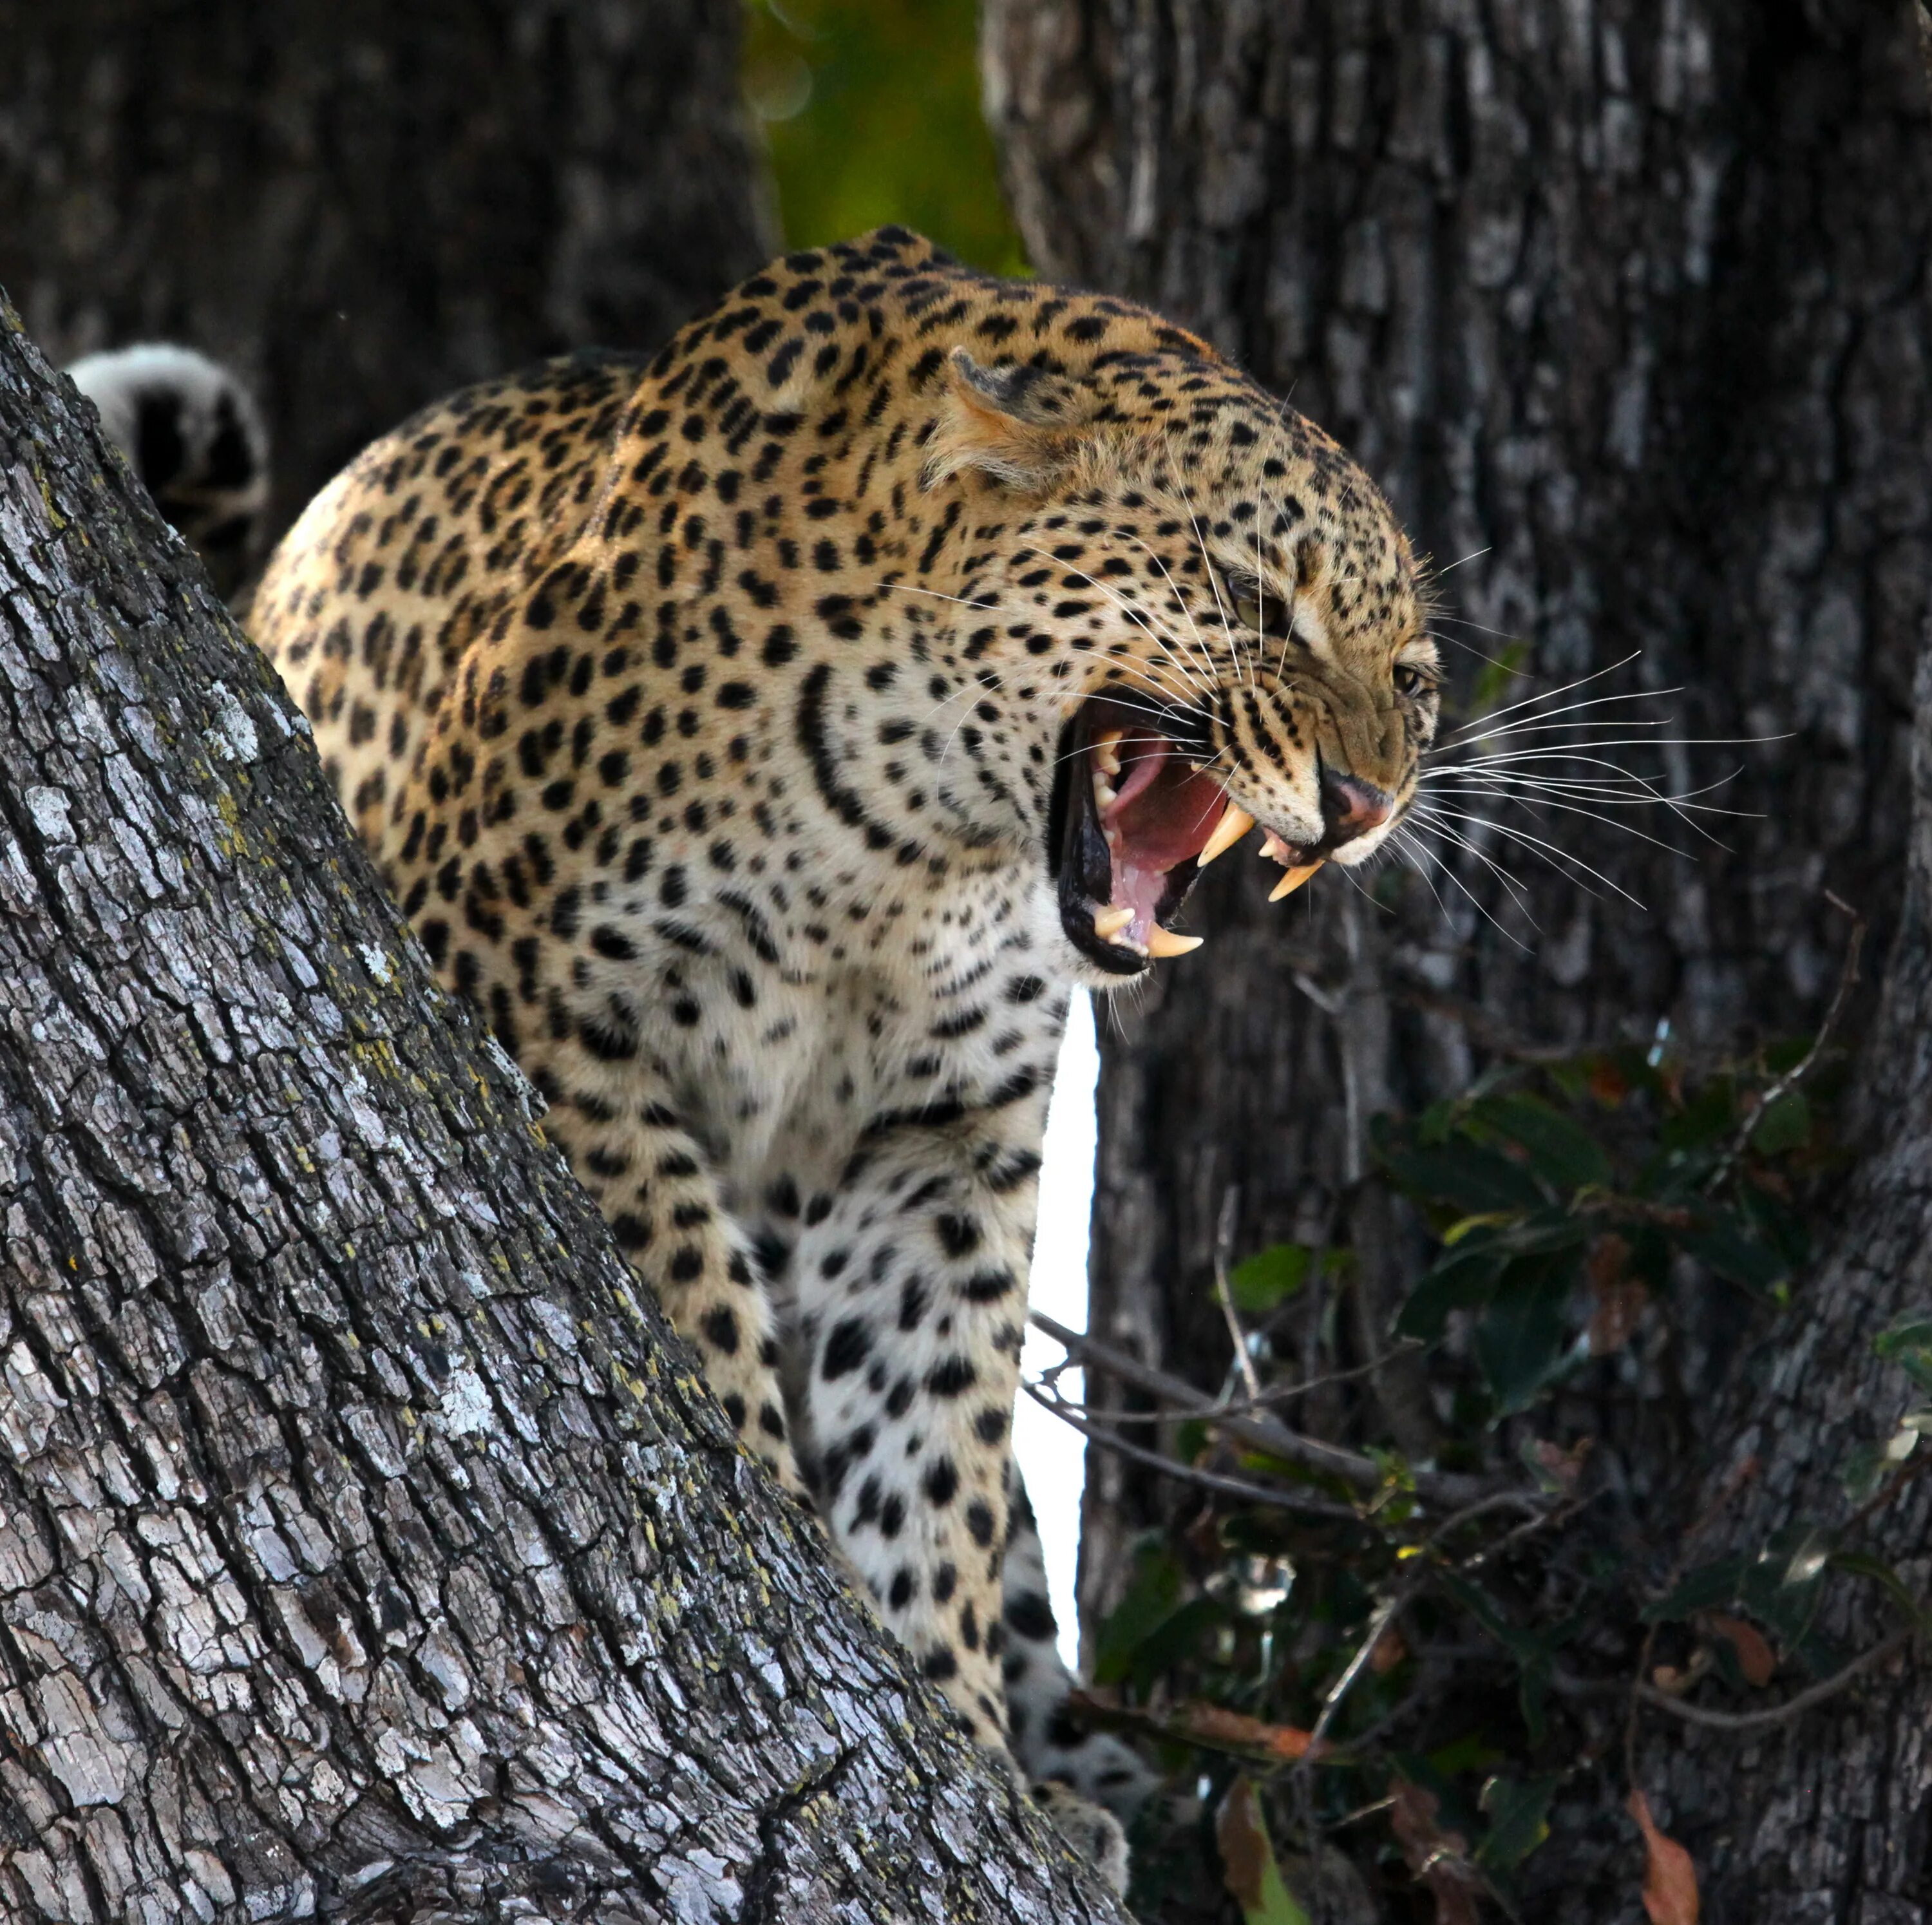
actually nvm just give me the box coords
[621,866,1061,1220]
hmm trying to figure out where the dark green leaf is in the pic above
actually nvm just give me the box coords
[1092,1542,1186,1685]
[1642,1557,1750,1624]
[1472,1259,1580,1415]
[1749,1090,1811,1156]
[1875,1312,1932,1395]
[1395,1243,1509,1342]
[1676,1209,1790,1291]
[1662,1077,1738,1151]
[1396,1209,1588,1345]
[1745,1529,1830,1646]
[1826,1551,1931,1630]
[1643,1535,1829,1647]
[1477,1775,1557,1871]
[1378,1137,1549,1213]
[1125,1595,1224,1693]
[1472,1092,1613,1192]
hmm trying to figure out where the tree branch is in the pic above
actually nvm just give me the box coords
[1030,1310,1502,1507]
[1633,1626,1915,1733]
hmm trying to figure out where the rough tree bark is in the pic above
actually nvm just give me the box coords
[0,0,773,544]
[987,4,1932,1917]
[0,308,1125,1920]
[985,0,1932,1671]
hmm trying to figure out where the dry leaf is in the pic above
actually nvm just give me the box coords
[1181,1701,1323,1760]
[1627,1789,1699,1925]
[1707,1612,1776,1687]
[1530,1435,1592,1496]
[1586,1234,1647,1355]
[1368,1624,1408,1674]
[1389,1779,1483,1925]
[1072,1691,1331,1763]
[1217,1776,1312,1925]
[1588,1058,1629,1105]
[1218,1776,1273,1914]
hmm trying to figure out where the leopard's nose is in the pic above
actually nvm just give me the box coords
[1319,767,1393,844]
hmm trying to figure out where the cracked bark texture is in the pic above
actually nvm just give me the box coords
[988,4,1932,1918]
[985,0,1932,1658]
[0,311,1126,1924]
[0,0,774,547]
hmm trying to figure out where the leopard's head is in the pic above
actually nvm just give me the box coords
[921,345,1439,983]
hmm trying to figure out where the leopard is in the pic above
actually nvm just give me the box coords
[66,341,270,600]
[241,225,1441,1888]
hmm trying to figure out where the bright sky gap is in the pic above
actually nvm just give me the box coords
[1017,989,1099,1669]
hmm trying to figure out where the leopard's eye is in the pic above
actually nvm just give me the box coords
[1219,569,1292,641]
[1393,662,1435,698]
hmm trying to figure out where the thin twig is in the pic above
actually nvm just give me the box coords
[1454,1493,1588,1572]
[1019,1380,1359,1520]
[1624,1454,1761,1783]
[1213,1184,1264,1404]
[1706,896,1864,1192]
[1028,1309,1502,1506]
[1037,1345,1425,1424]
[1634,1625,1913,1732]
[1304,1584,1419,1759]
[1298,1488,1558,1781]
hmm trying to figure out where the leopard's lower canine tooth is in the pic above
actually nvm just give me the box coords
[1146,924,1205,958]
[1196,803,1256,868]
[1092,906,1134,939]
[1095,730,1124,777]
[1268,862,1323,902]
[1260,831,1293,864]
[1092,774,1119,811]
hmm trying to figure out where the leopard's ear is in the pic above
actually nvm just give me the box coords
[923,348,1102,491]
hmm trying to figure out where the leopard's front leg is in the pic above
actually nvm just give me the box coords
[784,1045,1133,1892]
[787,1072,1052,1749]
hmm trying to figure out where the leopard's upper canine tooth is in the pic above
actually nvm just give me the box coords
[1268,862,1323,902]
[1094,730,1124,776]
[1196,804,1256,868]
[1092,774,1119,811]
[1146,924,1205,958]
[1092,906,1135,939]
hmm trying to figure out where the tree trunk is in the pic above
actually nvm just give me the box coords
[985,0,1932,1668]
[0,304,1124,1922]
[0,0,773,546]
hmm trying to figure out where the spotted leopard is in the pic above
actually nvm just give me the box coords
[243,226,1439,1884]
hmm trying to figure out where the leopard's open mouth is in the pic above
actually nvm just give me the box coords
[1049,697,1319,974]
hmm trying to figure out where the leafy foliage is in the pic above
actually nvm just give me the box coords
[1061,1036,1930,1920]
[1380,1048,1812,1416]
[743,0,1028,274]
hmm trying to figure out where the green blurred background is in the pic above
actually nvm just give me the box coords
[743,0,1028,274]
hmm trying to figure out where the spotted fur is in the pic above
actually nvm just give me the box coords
[247,227,1439,1879]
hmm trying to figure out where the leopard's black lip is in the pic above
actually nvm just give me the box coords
[1048,697,1217,976]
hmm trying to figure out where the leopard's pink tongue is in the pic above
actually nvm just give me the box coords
[1095,729,1237,949]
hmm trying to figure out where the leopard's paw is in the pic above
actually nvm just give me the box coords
[1031,1778,1130,1896]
